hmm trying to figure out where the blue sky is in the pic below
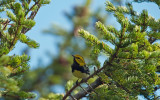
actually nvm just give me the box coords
[9,0,160,69]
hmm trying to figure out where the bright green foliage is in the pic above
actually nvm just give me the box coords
[19,34,39,48]
[39,0,51,4]
[77,1,160,100]
[79,29,113,54]
[0,0,50,99]
[0,54,34,99]
[96,21,117,45]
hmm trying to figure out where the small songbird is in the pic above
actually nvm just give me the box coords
[71,54,90,79]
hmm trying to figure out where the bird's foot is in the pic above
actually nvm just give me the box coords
[76,79,79,85]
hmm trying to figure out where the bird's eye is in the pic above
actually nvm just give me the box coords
[76,57,80,59]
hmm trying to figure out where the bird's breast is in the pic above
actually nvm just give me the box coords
[72,70,88,78]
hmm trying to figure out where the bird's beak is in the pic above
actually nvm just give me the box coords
[72,55,74,57]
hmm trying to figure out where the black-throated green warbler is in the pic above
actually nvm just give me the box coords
[71,55,90,78]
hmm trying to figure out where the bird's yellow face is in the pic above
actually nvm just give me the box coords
[73,54,85,66]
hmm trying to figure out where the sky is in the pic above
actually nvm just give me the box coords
[9,0,160,69]
[8,0,160,99]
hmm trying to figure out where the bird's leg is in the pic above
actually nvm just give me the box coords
[76,79,79,85]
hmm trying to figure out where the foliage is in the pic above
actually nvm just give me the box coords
[75,0,160,99]
[0,0,50,99]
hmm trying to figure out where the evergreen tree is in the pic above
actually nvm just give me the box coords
[0,0,50,99]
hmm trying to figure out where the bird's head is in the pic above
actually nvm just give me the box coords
[72,54,85,66]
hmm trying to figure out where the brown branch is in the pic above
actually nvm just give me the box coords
[0,20,11,42]
[25,0,41,16]
[9,22,20,51]
[71,65,132,100]
[62,64,106,100]
[0,1,42,53]
[3,20,11,30]
[9,69,26,77]
[22,3,41,34]
[2,92,20,99]
[7,1,42,51]
[71,71,133,100]
[2,91,34,99]
[63,48,122,99]
[63,49,120,100]
[72,78,103,100]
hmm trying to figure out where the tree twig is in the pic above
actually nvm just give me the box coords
[22,3,41,34]
[62,64,106,100]
[72,78,103,100]
[25,0,40,16]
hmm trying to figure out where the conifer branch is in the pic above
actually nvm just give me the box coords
[2,92,21,99]
[72,78,102,99]
[0,20,11,43]
[0,0,50,99]
[62,64,106,100]
[9,22,20,50]
[22,2,41,34]
[25,0,40,16]
[63,36,122,99]
[2,91,35,99]
[3,20,10,30]
[9,69,26,77]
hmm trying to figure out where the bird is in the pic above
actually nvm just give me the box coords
[71,54,90,79]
